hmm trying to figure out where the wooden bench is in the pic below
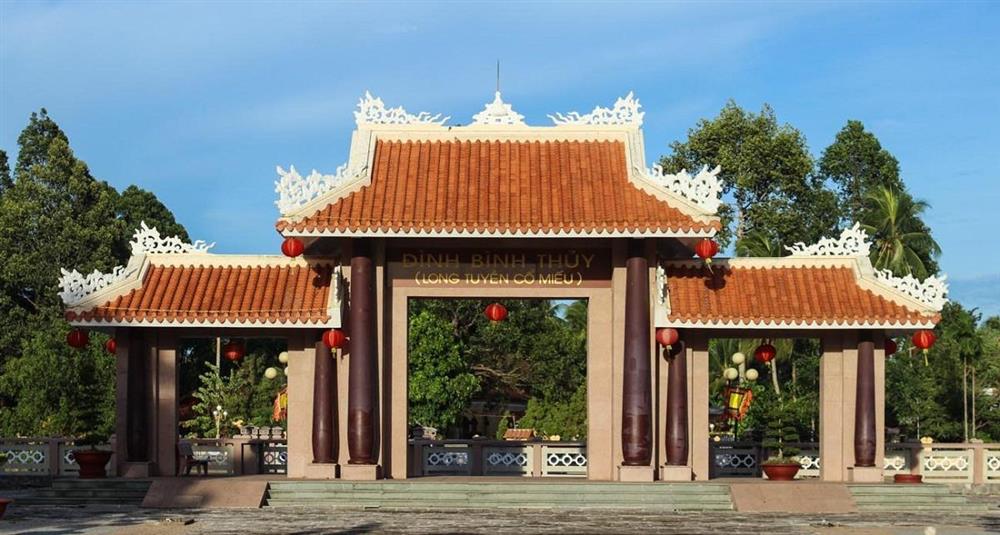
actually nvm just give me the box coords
[177,441,209,476]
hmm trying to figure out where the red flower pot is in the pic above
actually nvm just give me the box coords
[0,498,12,519]
[894,473,923,484]
[762,462,800,481]
[73,449,113,479]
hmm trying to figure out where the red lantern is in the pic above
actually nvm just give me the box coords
[754,343,777,364]
[322,329,347,349]
[67,329,89,349]
[281,237,305,258]
[484,303,508,322]
[105,338,118,354]
[912,330,936,365]
[222,341,244,362]
[885,338,898,356]
[656,328,680,348]
[694,238,720,264]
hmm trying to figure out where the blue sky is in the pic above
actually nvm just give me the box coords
[1,1,998,317]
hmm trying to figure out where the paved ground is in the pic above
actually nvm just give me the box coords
[2,505,1000,535]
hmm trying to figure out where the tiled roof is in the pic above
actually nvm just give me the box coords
[66,262,337,327]
[277,139,719,236]
[663,262,935,328]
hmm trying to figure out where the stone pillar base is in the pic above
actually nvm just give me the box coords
[848,466,884,483]
[120,462,153,478]
[302,462,339,479]
[659,465,693,481]
[341,464,381,480]
[618,465,655,482]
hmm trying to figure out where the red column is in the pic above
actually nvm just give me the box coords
[622,239,652,466]
[665,341,688,466]
[855,335,876,467]
[125,329,150,462]
[348,239,376,465]
[312,340,336,463]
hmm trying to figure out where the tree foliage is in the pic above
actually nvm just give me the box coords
[0,109,189,437]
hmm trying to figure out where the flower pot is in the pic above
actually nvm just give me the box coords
[894,473,923,484]
[0,498,12,519]
[762,462,800,481]
[73,449,113,479]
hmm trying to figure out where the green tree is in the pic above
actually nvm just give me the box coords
[659,101,838,249]
[0,150,11,197]
[408,310,480,431]
[861,186,941,278]
[0,109,189,437]
[818,120,903,224]
[518,384,588,440]
[974,317,1000,440]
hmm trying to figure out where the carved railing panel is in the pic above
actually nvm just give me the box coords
[541,445,587,477]
[422,443,472,475]
[484,446,532,476]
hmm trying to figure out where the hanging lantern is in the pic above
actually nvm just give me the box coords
[912,330,936,366]
[754,343,777,364]
[280,237,305,258]
[725,386,749,420]
[484,302,508,322]
[263,367,279,380]
[885,338,898,356]
[694,238,720,265]
[322,328,347,349]
[105,338,118,354]
[222,341,244,362]
[278,351,289,364]
[655,328,680,349]
[67,329,89,349]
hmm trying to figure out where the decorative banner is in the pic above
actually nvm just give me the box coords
[389,248,611,288]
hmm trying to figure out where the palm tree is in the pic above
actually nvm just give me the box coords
[735,230,784,258]
[861,186,941,279]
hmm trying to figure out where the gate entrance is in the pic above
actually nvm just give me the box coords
[405,298,588,477]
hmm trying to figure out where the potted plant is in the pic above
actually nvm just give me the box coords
[762,417,802,481]
[73,431,113,479]
[0,452,12,518]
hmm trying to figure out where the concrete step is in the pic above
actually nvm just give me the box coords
[19,479,152,506]
[267,482,729,494]
[265,481,732,510]
[266,491,731,504]
[851,495,971,504]
[848,484,952,495]
[263,499,734,511]
[855,503,994,513]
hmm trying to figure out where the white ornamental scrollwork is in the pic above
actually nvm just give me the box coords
[644,164,723,214]
[656,264,667,306]
[873,269,949,310]
[786,223,871,258]
[354,91,449,126]
[58,265,132,306]
[130,221,214,255]
[549,91,644,127]
[274,164,362,215]
[471,91,525,126]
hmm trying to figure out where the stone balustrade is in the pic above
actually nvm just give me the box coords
[409,439,588,478]
[0,437,114,476]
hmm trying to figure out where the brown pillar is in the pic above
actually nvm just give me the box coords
[665,341,688,466]
[348,239,376,464]
[621,239,651,466]
[855,334,876,467]
[312,340,336,463]
[126,329,150,462]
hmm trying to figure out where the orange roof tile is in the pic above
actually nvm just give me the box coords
[66,263,336,327]
[664,262,935,327]
[277,139,719,236]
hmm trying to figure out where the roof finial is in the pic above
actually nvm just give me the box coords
[496,60,500,94]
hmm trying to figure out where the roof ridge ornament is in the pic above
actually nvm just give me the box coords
[873,269,949,311]
[643,164,723,214]
[471,91,525,126]
[58,265,134,307]
[549,91,644,127]
[786,223,948,310]
[130,221,215,255]
[354,91,449,126]
[275,164,362,215]
[785,223,871,257]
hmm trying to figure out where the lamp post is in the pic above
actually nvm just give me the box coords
[212,404,228,439]
[723,352,759,439]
